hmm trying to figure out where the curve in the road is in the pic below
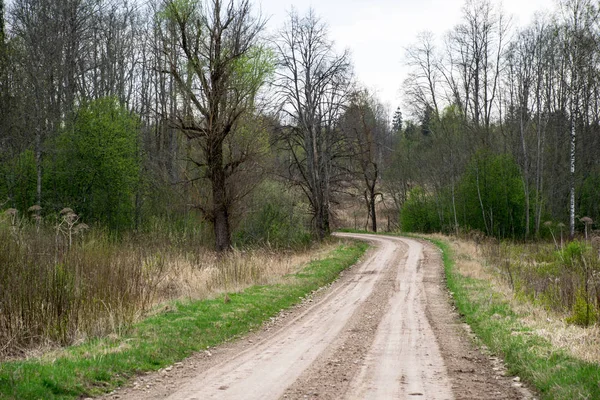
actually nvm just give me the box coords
[109,233,531,400]
[164,233,453,400]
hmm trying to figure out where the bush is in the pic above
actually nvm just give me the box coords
[47,97,140,231]
[234,181,311,248]
[457,151,527,238]
[0,150,37,212]
[559,240,589,268]
[400,186,441,233]
[566,290,598,326]
[580,168,600,226]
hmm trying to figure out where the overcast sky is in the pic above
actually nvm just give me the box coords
[258,0,556,113]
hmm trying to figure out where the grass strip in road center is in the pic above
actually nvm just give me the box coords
[432,238,600,400]
[0,241,368,400]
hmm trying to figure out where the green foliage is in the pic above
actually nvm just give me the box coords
[458,152,526,238]
[400,186,441,233]
[0,149,36,212]
[158,0,199,21]
[48,97,140,231]
[579,168,600,226]
[232,45,276,97]
[234,181,311,248]
[566,290,598,326]
[559,240,588,267]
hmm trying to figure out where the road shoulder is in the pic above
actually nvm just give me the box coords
[421,239,534,399]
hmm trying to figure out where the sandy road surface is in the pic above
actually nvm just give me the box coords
[104,234,533,400]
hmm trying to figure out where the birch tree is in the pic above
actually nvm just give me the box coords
[558,0,599,238]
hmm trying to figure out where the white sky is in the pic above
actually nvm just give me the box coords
[258,0,556,113]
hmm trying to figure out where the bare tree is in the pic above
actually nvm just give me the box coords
[0,0,4,44]
[273,9,352,240]
[445,0,509,139]
[10,0,93,206]
[404,31,441,117]
[158,0,268,252]
[341,89,387,232]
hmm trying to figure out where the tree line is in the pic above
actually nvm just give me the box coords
[0,0,392,251]
[396,0,600,239]
[1,0,597,249]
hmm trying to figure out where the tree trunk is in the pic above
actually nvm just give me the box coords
[35,128,42,206]
[315,201,329,241]
[451,178,459,235]
[212,179,231,252]
[569,118,576,239]
[210,146,231,252]
[370,190,377,232]
[520,115,530,238]
[475,162,490,235]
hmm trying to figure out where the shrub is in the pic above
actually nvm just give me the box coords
[0,150,37,212]
[580,168,600,225]
[400,186,441,233]
[566,290,598,326]
[457,151,527,238]
[47,97,140,231]
[234,181,311,248]
[559,240,589,267]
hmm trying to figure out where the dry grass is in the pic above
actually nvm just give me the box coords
[430,234,490,280]
[428,233,600,364]
[25,243,339,364]
[333,190,398,232]
[153,243,338,304]
[0,209,339,361]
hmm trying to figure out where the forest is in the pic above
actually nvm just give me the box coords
[396,0,600,240]
[1,0,599,245]
[1,0,600,357]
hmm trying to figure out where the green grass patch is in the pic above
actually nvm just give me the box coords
[431,238,600,400]
[0,241,367,400]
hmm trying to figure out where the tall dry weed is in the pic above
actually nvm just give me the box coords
[0,209,329,360]
[480,238,600,326]
[153,245,334,303]
[0,217,167,358]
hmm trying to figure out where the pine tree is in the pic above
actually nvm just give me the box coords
[392,107,403,133]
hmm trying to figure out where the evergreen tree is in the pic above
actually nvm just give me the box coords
[392,107,403,133]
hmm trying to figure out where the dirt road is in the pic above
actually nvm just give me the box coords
[105,234,533,400]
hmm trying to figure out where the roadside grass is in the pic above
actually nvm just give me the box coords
[433,238,600,400]
[0,240,368,400]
